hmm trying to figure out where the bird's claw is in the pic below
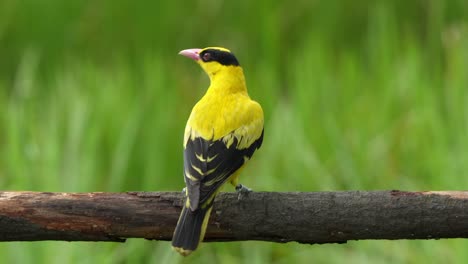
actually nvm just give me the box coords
[235,184,252,200]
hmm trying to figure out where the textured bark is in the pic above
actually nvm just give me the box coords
[0,191,468,243]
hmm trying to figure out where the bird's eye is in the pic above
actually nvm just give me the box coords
[202,52,212,61]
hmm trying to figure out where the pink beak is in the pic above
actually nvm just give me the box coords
[179,48,202,61]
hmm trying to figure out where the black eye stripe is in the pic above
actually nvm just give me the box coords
[199,49,240,66]
[202,53,212,61]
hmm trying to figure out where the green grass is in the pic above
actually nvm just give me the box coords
[1,0,468,263]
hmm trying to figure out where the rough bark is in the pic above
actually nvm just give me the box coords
[0,191,467,244]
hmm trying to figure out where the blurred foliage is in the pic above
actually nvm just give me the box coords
[1,0,468,263]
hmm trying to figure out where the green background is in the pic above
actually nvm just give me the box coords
[1,0,468,263]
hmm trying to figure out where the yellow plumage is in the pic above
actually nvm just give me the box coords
[172,47,264,256]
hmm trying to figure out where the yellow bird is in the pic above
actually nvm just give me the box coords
[171,47,264,256]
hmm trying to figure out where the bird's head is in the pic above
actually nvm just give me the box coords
[179,47,241,79]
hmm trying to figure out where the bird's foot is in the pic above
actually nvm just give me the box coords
[235,184,252,200]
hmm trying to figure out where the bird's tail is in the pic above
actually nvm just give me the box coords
[171,201,213,256]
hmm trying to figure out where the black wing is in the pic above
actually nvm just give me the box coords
[183,129,264,211]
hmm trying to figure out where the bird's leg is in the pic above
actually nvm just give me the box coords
[235,184,252,200]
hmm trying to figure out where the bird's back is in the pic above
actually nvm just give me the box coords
[185,91,264,145]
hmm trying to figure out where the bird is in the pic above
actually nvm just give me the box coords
[171,47,264,256]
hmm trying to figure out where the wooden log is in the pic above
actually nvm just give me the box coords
[0,191,467,243]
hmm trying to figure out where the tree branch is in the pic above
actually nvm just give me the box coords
[0,191,467,244]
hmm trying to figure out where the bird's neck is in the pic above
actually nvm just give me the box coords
[206,66,248,95]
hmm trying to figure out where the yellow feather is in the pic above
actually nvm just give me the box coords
[184,170,198,182]
[195,153,218,163]
[185,66,263,145]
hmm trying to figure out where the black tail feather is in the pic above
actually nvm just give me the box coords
[172,202,213,256]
